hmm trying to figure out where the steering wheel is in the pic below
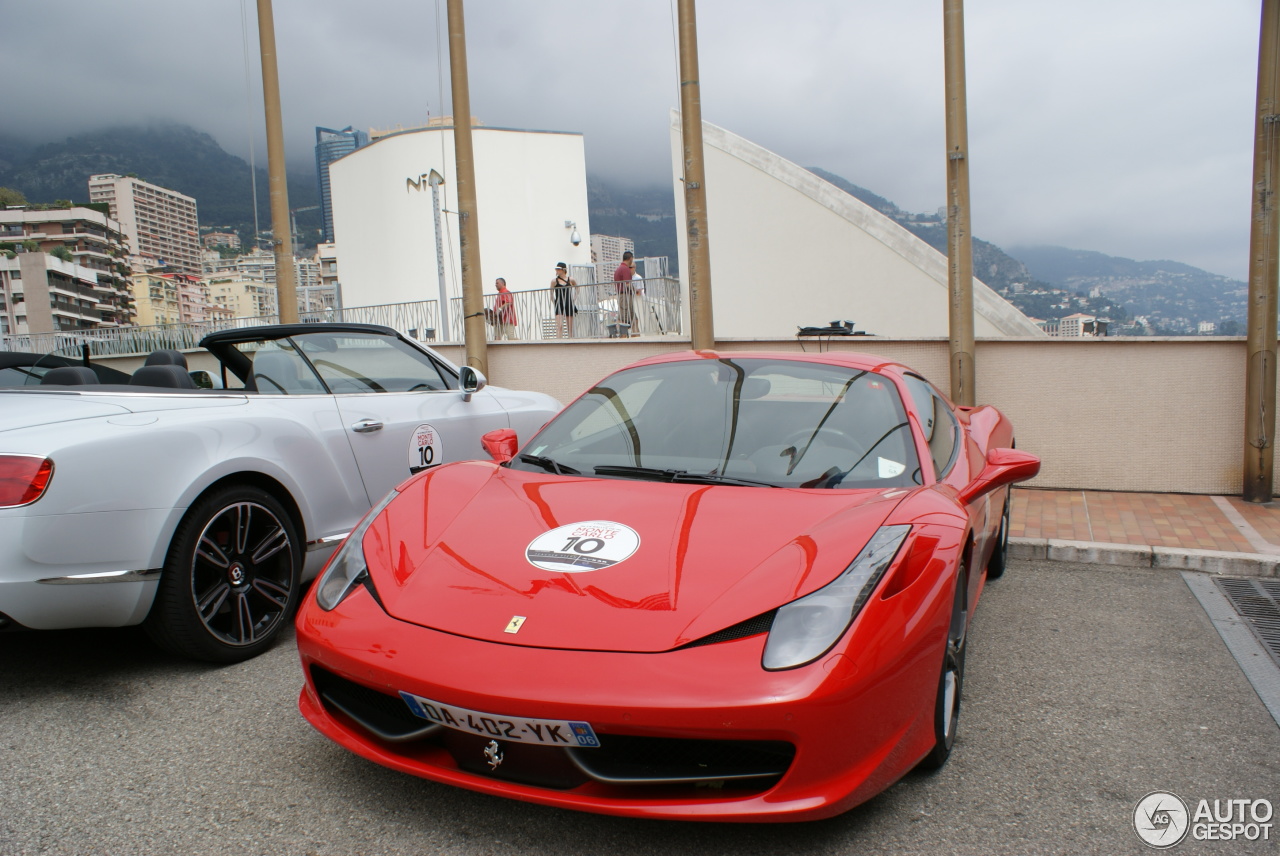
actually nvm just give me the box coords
[780,426,864,454]
[408,383,433,392]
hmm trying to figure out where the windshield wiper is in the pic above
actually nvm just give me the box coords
[518,454,580,475]
[593,465,775,488]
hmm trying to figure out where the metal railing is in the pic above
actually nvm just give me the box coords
[0,278,683,356]
[449,277,683,342]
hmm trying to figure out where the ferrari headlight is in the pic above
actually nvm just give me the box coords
[315,490,399,611]
[762,524,911,671]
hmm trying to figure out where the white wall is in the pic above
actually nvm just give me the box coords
[330,127,593,309]
[669,114,1043,339]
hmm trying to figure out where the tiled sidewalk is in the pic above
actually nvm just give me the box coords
[1010,488,1280,575]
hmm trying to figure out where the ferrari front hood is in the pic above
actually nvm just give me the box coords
[365,462,910,652]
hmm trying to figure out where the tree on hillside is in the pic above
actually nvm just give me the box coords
[0,186,26,206]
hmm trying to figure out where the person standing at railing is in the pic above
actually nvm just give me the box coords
[492,278,517,340]
[613,251,637,336]
[551,262,577,339]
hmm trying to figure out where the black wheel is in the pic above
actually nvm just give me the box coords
[145,484,301,663]
[918,565,967,771]
[987,489,1011,580]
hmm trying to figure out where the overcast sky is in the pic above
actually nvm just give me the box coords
[0,1,1262,279]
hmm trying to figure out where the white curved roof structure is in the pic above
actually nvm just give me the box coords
[670,114,1044,339]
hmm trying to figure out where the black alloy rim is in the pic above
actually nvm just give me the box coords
[189,501,295,646]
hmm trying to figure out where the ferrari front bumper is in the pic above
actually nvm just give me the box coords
[295,583,947,822]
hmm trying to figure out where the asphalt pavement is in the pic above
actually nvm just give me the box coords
[1,560,1278,856]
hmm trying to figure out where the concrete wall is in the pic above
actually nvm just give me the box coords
[435,336,1259,496]
[669,115,1044,340]
[329,126,594,309]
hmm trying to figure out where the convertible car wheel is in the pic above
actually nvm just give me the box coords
[145,485,301,663]
[987,491,1011,580]
[918,565,967,771]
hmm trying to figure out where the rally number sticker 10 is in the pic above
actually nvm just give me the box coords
[408,423,442,474]
[526,521,640,573]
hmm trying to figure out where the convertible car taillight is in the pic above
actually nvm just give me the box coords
[0,455,54,508]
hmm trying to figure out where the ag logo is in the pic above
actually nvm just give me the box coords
[408,423,442,474]
[1133,791,1190,849]
[526,521,640,573]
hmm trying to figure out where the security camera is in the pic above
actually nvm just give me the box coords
[570,231,582,246]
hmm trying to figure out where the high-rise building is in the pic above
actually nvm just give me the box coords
[0,206,135,334]
[591,234,634,283]
[88,174,201,276]
[315,126,368,243]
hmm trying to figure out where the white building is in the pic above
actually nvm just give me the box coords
[592,234,634,282]
[668,114,1044,339]
[1057,313,1106,337]
[88,174,201,277]
[328,123,592,309]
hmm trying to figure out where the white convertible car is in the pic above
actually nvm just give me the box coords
[0,323,560,662]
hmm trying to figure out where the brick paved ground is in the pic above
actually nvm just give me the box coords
[1011,488,1272,553]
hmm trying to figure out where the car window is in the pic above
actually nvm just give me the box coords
[0,365,48,386]
[902,374,960,478]
[250,340,326,395]
[292,332,452,394]
[518,358,921,489]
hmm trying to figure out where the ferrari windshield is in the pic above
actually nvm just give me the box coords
[512,357,922,489]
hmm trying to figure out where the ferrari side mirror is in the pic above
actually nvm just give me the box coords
[481,428,518,463]
[956,448,1041,505]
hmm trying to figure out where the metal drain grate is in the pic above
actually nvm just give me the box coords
[1214,577,1280,669]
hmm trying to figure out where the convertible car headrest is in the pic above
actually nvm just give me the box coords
[40,366,100,386]
[144,349,189,369]
[251,351,302,394]
[130,364,197,389]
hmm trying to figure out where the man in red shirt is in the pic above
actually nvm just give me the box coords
[492,278,517,339]
[613,251,637,336]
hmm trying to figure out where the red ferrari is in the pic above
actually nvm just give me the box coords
[295,351,1039,822]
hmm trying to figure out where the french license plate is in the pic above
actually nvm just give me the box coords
[399,691,600,748]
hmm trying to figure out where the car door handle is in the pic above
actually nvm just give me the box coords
[351,419,383,433]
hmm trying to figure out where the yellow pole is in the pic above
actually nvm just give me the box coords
[255,0,297,323]
[677,0,715,351]
[447,0,487,376]
[1244,0,1280,502]
[943,0,975,406]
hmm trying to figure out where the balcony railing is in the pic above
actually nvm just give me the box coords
[0,277,684,356]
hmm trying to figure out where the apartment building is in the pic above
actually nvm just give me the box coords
[0,206,135,333]
[591,234,634,283]
[0,253,107,335]
[88,173,201,276]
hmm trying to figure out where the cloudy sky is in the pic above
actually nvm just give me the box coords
[0,0,1263,279]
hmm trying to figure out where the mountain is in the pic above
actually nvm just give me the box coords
[805,167,1134,328]
[586,176,680,273]
[0,124,320,246]
[1009,245,1246,334]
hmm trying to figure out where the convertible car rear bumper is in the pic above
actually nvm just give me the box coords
[0,510,170,628]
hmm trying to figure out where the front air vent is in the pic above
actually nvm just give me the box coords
[680,610,776,649]
[311,666,442,743]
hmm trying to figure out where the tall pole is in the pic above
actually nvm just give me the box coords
[428,170,451,340]
[446,0,487,375]
[677,0,715,351]
[256,0,297,323]
[943,0,975,406]
[1244,0,1280,503]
